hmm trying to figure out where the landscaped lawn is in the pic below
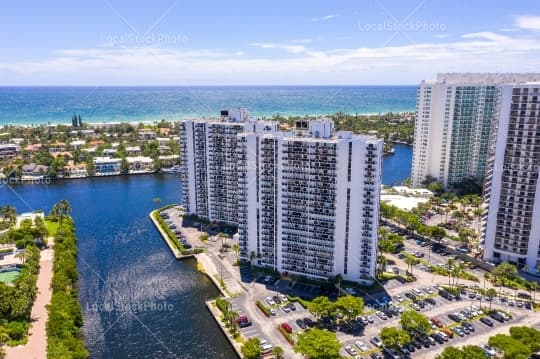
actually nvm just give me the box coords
[45,219,60,236]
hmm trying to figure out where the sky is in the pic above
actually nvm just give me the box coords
[1,0,540,85]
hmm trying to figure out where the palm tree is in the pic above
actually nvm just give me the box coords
[486,288,497,311]
[232,243,240,261]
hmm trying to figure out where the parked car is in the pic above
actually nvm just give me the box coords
[480,317,494,327]
[382,347,401,359]
[278,294,288,302]
[462,322,475,332]
[296,319,307,329]
[370,336,383,348]
[265,297,276,306]
[355,340,368,352]
[376,311,388,320]
[344,345,357,356]
[281,323,292,333]
[452,327,465,337]
[430,317,443,328]
[280,305,290,313]
[481,344,497,357]
[303,317,315,327]
[287,302,296,311]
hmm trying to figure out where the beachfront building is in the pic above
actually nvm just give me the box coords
[138,130,156,140]
[411,73,540,189]
[483,83,540,273]
[93,157,121,176]
[236,119,383,284]
[21,163,50,180]
[180,109,259,223]
[126,156,154,174]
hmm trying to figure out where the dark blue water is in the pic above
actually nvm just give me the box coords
[0,175,236,359]
[0,86,416,125]
[382,143,412,185]
[0,146,411,358]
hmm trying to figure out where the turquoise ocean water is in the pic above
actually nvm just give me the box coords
[0,86,416,125]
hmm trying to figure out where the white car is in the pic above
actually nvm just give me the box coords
[395,294,404,302]
[280,305,290,313]
[265,297,276,306]
[481,345,497,357]
[375,311,388,320]
[269,308,276,316]
[367,315,374,323]
[413,288,422,295]
[278,294,288,302]
[370,336,383,348]
[355,340,368,352]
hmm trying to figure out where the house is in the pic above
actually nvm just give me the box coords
[159,127,171,136]
[63,162,87,178]
[158,155,179,167]
[25,144,43,152]
[125,146,141,156]
[0,144,20,158]
[88,140,105,148]
[158,145,171,154]
[156,137,171,146]
[70,140,86,149]
[103,148,118,156]
[93,157,121,176]
[126,156,154,174]
[138,130,156,140]
[21,163,50,180]
[48,142,67,153]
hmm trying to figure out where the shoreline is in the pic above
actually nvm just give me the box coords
[1,110,415,127]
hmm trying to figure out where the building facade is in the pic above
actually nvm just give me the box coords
[411,73,540,189]
[237,120,383,284]
[483,83,540,273]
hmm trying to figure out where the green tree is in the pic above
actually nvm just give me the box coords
[308,296,336,318]
[380,327,410,348]
[486,288,498,310]
[509,326,540,352]
[488,333,531,359]
[295,328,341,359]
[436,345,487,359]
[399,310,431,333]
[241,338,261,359]
[335,295,364,321]
[272,346,284,359]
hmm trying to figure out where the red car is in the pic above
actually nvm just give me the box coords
[235,315,248,323]
[430,317,443,328]
[281,322,292,333]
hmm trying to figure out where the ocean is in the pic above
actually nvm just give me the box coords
[0,86,416,125]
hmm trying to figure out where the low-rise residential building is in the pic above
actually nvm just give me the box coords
[24,144,42,152]
[70,140,86,149]
[126,156,154,174]
[103,148,118,156]
[93,157,121,176]
[158,155,179,167]
[126,146,141,156]
[138,130,156,140]
[63,162,88,178]
[156,137,171,146]
[21,163,49,180]
[0,144,20,158]
[48,142,67,153]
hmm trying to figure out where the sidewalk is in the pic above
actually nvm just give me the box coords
[5,240,54,359]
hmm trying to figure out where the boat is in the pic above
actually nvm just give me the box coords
[161,165,181,174]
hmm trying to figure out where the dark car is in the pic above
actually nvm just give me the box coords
[489,312,505,323]
[425,297,436,305]
[462,322,475,332]
[405,292,417,300]
[448,313,461,322]
[382,346,402,359]
[303,317,315,327]
[273,295,282,304]
[411,340,421,349]
[287,302,296,311]
[431,333,444,344]
[480,317,494,327]
[296,318,307,329]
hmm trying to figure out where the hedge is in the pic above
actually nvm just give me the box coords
[256,300,270,317]
[46,218,89,359]
[278,325,294,345]
[216,297,229,314]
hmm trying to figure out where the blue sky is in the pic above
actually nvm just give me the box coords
[1,0,540,85]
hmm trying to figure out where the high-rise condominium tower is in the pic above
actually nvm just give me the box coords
[483,83,540,273]
[411,73,540,189]
[180,112,383,284]
[237,119,383,284]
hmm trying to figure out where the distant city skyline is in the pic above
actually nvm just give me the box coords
[1,1,540,85]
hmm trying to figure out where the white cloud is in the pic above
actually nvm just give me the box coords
[461,32,509,41]
[2,31,540,85]
[311,14,339,22]
[515,15,540,30]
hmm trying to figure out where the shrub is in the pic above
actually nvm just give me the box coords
[256,301,270,317]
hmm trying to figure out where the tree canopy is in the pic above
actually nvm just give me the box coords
[436,345,488,359]
[399,310,431,333]
[380,327,410,348]
[295,328,341,359]
[241,338,261,359]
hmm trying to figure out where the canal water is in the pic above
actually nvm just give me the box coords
[0,144,412,358]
